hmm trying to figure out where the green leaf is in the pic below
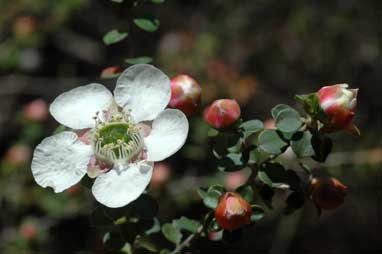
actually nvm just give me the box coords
[291,131,315,157]
[275,108,302,133]
[295,93,327,121]
[208,127,219,137]
[152,0,165,3]
[103,232,125,250]
[103,29,128,45]
[125,56,153,64]
[258,171,272,186]
[203,190,221,209]
[162,223,182,245]
[133,18,160,32]
[271,104,291,119]
[279,130,295,141]
[135,235,159,252]
[173,217,201,233]
[21,122,43,143]
[217,152,245,172]
[145,218,161,235]
[239,119,263,138]
[250,205,265,222]
[299,163,311,174]
[258,130,288,154]
[213,132,243,158]
[258,162,287,187]
[248,149,258,165]
[111,0,124,3]
[197,187,208,199]
[208,185,225,195]
[121,243,132,254]
[235,185,254,202]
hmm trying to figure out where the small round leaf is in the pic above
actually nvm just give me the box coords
[258,130,288,154]
[275,108,302,133]
[162,223,182,245]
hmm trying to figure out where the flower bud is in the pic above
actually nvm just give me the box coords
[215,192,252,231]
[309,177,348,210]
[151,162,171,188]
[204,99,241,129]
[169,74,201,116]
[13,16,37,38]
[100,66,123,79]
[4,144,31,166]
[318,84,358,132]
[19,221,38,240]
[23,99,48,122]
[225,171,247,191]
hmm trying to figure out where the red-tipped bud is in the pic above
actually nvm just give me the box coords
[100,66,123,79]
[4,144,31,166]
[263,118,276,129]
[204,99,241,129]
[151,162,171,188]
[318,84,359,132]
[215,192,252,231]
[19,221,38,240]
[13,16,37,38]
[225,171,247,191]
[309,177,348,210]
[169,74,201,116]
[23,99,48,122]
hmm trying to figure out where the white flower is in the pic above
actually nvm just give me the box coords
[31,64,189,208]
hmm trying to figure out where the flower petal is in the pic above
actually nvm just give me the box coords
[31,131,93,193]
[50,83,113,129]
[91,161,153,208]
[144,109,189,162]
[114,64,171,123]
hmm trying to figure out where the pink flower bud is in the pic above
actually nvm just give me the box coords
[19,221,38,240]
[318,84,358,130]
[100,66,123,79]
[263,118,276,129]
[151,162,171,188]
[204,99,241,129]
[4,144,31,166]
[215,192,252,231]
[23,99,48,122]
[169,74,201,116]
[309,177,348,210]
[225,171,247,191]
[13,16,37,38]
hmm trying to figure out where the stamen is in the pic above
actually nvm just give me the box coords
[92,111,144,166]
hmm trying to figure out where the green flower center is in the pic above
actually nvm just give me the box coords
[94,120,144,166]
[98,123,132,147]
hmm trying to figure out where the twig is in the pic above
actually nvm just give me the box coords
[171,225,204,254]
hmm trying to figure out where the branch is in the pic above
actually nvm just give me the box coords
[171,225,204,254]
